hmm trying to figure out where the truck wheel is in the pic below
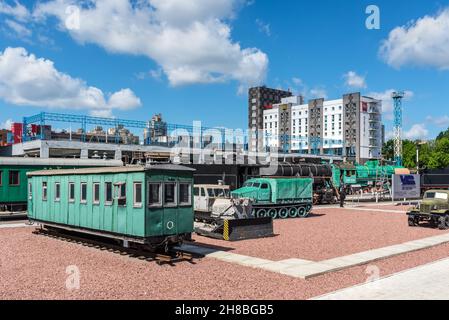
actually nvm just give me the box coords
[298,207,307,218]
[278,208,289,219]
[408,217,417,227]
[288,207,298,218]
[438,216,448,230]
[267,209,278,219]
[256,209,267,218]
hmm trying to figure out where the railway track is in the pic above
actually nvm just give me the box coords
[33,226,195,265]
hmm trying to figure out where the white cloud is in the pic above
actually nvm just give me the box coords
[0,118,13,130]
[309,88,328,99]
[404,124,429,140]
[0,47,141,116]
[33,0,268,88]
[367,89,414,120]
[108,88,141,110]
[380,8,449,70]
[290,77,327,100]
[4,19,31,38]
[0,0,30,22]
[426,115,449,127]
[256,19,271,37]
[343,71,366,89]
[292,77,303,86]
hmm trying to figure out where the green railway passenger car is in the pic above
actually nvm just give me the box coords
[0,157,122,213]
[27,164,195,249]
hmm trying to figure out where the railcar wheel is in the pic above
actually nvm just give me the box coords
[278,208,289,219]
[267,209,278,219]
[289,207,298,218]
[298,206,307,218]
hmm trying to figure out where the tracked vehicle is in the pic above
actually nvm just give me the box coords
[231,177,314,219]
[407,190,449,230]
[193,184,273,241]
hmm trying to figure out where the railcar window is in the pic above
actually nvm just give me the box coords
[80,183,87,203]
[261,184,269,190]
[28,183,32,200]
[116,183,126,206]
[164,183,177,206]
[201,188,206,197]
[69,183,75,202]
[55,183,61,201]
[93,183,100,204]
[207,189,215,197]
[253,183,261,188]
[42,182,47,201]
[134,182,142,207]
[193,187,199,196]
[105,182,113,204]
[179,183,191,205]
[9,171,19,186]
[148,183,161,207]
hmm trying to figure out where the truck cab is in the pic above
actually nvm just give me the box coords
[194,184,231,213]
[232,179,272,204]
[408,190,449,230]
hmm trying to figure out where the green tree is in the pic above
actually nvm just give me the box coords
[403,140,417,169]
[382,139,394,162]
[436,127,449,141]
[428,138,449,169]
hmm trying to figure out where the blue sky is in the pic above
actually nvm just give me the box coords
[1,0,449,140]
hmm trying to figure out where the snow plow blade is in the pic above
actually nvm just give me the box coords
[194,218,274,241]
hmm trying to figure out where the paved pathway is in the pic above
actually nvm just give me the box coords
[180,232,449,279]
[0,222,33,229]
[314,257,449,300]
[313,206,406,214]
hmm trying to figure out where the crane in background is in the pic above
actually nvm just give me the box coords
[392,91,405,166]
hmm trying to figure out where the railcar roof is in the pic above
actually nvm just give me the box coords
[0,157,123,167]
[27,164,195,177]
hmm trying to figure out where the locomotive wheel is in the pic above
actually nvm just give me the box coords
[267,209,278,219]
[278,208,289,219]
[289,207,298,218]
[298,206,307,218]
[256,209,267,218]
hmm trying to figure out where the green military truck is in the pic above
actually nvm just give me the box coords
[407,190,449,230]
[231,177,313,219]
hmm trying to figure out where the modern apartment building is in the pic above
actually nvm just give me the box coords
[262,92,383,163]
[248,86,294,152]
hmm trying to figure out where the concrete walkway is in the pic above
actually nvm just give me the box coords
[314,257,449,300]
[0,222,33,229]
[181,232,449,279]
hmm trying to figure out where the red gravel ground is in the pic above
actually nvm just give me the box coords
[2,227,449,300]
[192,208,449,261]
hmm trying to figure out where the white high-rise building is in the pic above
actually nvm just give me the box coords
[261,93,383,163]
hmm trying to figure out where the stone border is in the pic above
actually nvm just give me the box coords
[180,232,449,279]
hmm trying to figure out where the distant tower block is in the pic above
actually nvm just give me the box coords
[392,91,405,166]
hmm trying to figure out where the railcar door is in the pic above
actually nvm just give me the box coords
[114,181,127,235]
[162,180,178,235]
